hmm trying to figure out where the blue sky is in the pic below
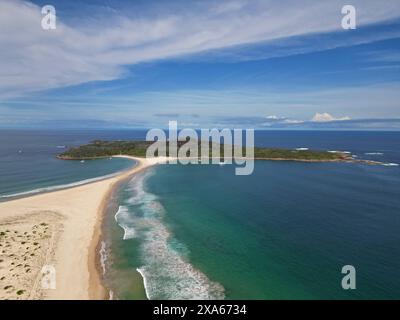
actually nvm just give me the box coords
[1,0,400,129]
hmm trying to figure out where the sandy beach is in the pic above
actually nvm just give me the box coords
[0,156,169,300]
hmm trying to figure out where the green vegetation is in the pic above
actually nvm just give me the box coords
[58,140,351,162]
[16,290,25,295]
[253,147,345,161]
[58,140,152,159]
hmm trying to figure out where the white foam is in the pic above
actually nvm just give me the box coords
[136,268,151,300]
[365,152,384,155]
[122,227,136,239]
[114,206,136,240]
[0,172,121,200]
[383,163,399,167]
[138,218,225,300]
[328,150,351,154]
[115,171,225,300]
[99,240,108,276]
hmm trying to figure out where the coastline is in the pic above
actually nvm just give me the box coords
[0,156,169,300]
[0,154,390,300]
[57,153,385,166]
[90,156,173,300]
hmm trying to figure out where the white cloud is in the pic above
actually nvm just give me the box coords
[311,112,351,122]
[1,0,400,98]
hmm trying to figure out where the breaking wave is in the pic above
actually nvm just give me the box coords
[383,163,399,167]
[365,152,384,155]
[114,170,225,300]
[0,172,121,200]
[114,205,136,240]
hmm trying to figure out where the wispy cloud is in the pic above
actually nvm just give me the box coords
[1,0,400,97]
[361,49,400,63]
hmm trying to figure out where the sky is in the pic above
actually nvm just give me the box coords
[0,0,400,129]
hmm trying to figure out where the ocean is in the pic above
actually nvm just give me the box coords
[1,130,399,299]
[0,129,141,199]
[104,130,400,300]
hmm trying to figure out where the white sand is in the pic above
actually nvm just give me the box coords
[0,156,171,300]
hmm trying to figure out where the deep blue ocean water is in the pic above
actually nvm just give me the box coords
[0,129,145,199]
[0,130,399,299]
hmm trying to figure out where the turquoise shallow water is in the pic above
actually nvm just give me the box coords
[143,162,400,299]
[108,131,400,299]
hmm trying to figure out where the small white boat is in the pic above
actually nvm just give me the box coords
[80,160,85,163]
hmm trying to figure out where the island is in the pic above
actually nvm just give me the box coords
[57,140,355,162]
